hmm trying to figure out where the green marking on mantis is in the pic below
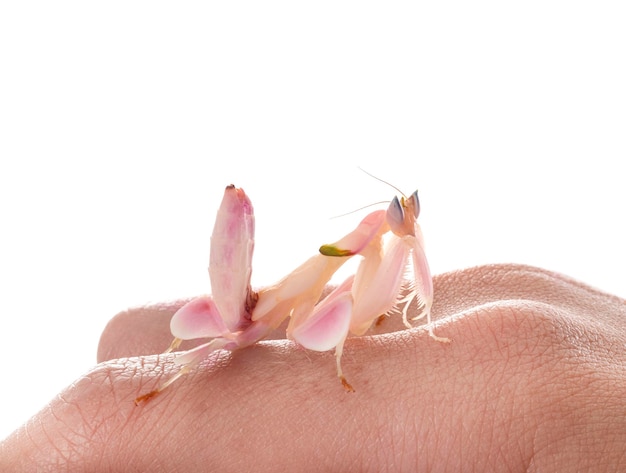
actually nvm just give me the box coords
[319,245,354,257]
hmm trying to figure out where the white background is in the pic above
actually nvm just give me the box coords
[1,1,624,440]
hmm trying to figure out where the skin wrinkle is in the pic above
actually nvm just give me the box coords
[616,443,626,470]
[33,413,69,472]
[202,347,328,470]
[100,358,205,471]
[381,336,427,469]
[398,376,437,472]
[134,392,183,461]
[394,328,454,469]
[358,333,440,467]
[477,342,530,469]
[40,399,99,473]
[531,419,590,471]
[112,358,203,471]
[410,359,456,472]
[477,352,514,466]
[441,302,571,470]
[355,373,392,472]
[65,363,133,470]
[326,386,365,471]
[59,389,98,444]
[370,419,392,473]
[47,402,87,467]
[527,343,624,470]
[351,336,428,472]
[271,359,370,471]
[512,383,541,473]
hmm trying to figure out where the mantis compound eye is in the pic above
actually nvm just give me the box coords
[386,195,405,236]
[408,190,420,220]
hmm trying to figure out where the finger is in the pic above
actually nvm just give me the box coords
[4,280,625,472]
[98,263,626,363]
[97,299,190,362]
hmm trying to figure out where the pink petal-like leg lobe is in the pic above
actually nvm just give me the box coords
[290,290,352,352]
[169,296,230,341]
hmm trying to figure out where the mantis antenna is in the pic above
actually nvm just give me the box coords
[358,166,408,198]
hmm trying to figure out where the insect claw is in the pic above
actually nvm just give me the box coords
[340,376,355,393]
[428,328,451,344]
[400,298,414,329]
[134,389,160,405]
[410,301,430,322]
[334,340,355,392]
[411,312,428,322]
[135,365,192,405]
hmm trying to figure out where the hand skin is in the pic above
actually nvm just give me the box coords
[1,264,625,472]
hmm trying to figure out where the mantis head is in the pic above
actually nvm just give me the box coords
[386,190,420,237]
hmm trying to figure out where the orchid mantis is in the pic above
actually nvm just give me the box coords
[135,182,448,404]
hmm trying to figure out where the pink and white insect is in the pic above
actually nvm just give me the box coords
[135,181,449,403]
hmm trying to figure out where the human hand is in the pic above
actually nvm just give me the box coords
[2,264,625,472]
